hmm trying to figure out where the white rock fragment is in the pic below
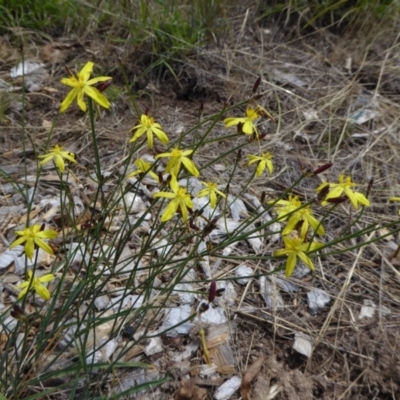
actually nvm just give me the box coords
[144,337,163,356]
[211,219,240,240]
[94,295,110,311]
[173,282,195,304]
[159,304,194,337]
[0,247,23,271]
[85,338,117,365]
[275,277,299,293]
[243,193,263,211]
[227,195,249,220]
[265,221,281,243]
[243,194,279,241]
[245,225,264,254]
[197,306,227,325]
[272,69,307,88]
[153,238,172,258]
[348,109,378,125]
[359,301,375,319]
[10,61,48,92]
[13,248,53,274]
[199,363,218,377]
[110,367,160,397]
[11,61,44,77]
[291,263,312,279]
[179,177,202,194]
[198,240,211,278]
[67,242,91,267]
[214,375,241,400]
[213,164,225,172]
[120,192,147,213]
[193,196,217,221]
[259,275,284,310]
[111,294,144,313]
[216,280,236,306]
[171,342,199,362]
[358,299,391,320]
[307,288,331,313]
[235,264,253,285]
[293,333,313,357]
[303,109,319,120]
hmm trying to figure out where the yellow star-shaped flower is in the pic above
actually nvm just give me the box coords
[38,145,76,172]
[60,61,112,112]
[130,114,169,149]
[17,270,55,301]
[197,181,226,209]
[247,152,274,177]
[271,195,324,237]
[155,147,199,177]
[126,158,159,181]
[274,234,323,278]
[315,174,370,210]
[10,224,58,261]
[224,108,260,136]
[153,175,193,222]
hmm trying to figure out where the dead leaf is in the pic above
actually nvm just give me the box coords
[175,380,207,400]
[240,355,267,400]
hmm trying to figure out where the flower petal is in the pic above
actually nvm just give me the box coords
[76,90,87,112]
[152,127,169,144]
[84,86,110,109]
[33,238,54,255]
[86,76,112,85]
[224,117,244,127]
[161,199,179,222]
[242,120,254,135]
[38,273,55,283]
[60,77,78,88]
[297,251,315,271]
[79,62,94,82]
[146,130,154,149]
[182,157,199,177]
[36,230,58,239]
[25,238,35,260]
[34,284,51,301]
[153,192,176,199]
[60,87,79,112]
[9,236,27,249]
[285,253,297,277]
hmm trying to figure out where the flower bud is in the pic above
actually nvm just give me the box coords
[313,163,333,175]
[208,280,217,303]
[326,196,347,204]
[252,76,261,93]
[95,79,112,92]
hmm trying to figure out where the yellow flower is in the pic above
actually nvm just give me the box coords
[10,224,58,261]
[60,61,112,112]
[389,197,400,215]
[126,158,159,181]
[247,152,274,177]
[153,175,193,222]
[274,235,323,278]
[271,195,324,237]
[224,108,260,136]
[315,174,370,210]
[155,147,199,177]
[130,114,169,149]
[38,145,76,172]
[17,270,55,301]
[197,181,226,209]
